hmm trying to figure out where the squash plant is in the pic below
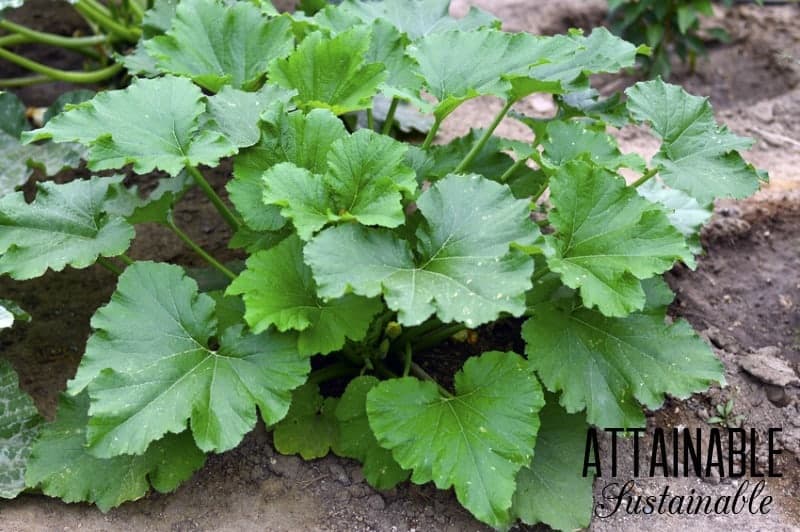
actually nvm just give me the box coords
[0,0,764,529]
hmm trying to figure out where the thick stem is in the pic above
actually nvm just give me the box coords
[0,20,109,49]
[631,168,658,188]
[381,97,399,136]
[97,257,122,275]
[117,253,134,266]
[453,99,515,174]
[410,362,454,398]
[166,218,237,280]
[306,363,359,386]
[367,108,375,131]
[0,74,49,87]
[73,1,140,42]
[185,166,241,231]
[402,343,412,377]
[421,116,442,150]
[0,48,122,83]
[412,323,467,353]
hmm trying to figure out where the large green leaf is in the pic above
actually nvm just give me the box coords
[0,178,135,280]
[272,383,338,459]
[367,352,544,528]
[305,174,537,327]
[522,300,724,428]
[262,129,416,239]
[25,392,205,511]
[638,178,712,255]
[268,27,386,115]
[68,262,310,456]
[331,0,497,40]
[333,376,408,490]
[545,161,692,317]
[227,235,382,356]
[229,107,347,231]
[511,399,593,531]
[626,79,763,203]
[0,360,42,498]
[23,76,236,176]
[541,120,645,172]
[145,0,294,92]
[205,84,294,149]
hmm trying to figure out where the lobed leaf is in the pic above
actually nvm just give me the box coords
[0,178,135,280]
[24,76,236,176]
[227,235,382,356]
[522,300,725,428]
[0,360,42,498]
[272,383,338,459]
[145,0,294,92]
[367,351,544,528]
[25,392,205,511]
[638,178,712,255]
[542,120,645,172]
[68,262,310,456]
[205,84,295,149]
[626,78,763,203]
[305,174,538,327]
[545,161,692,317]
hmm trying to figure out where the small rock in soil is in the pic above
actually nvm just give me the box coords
[765,384,792,407]
[367,494,386,510]
[702,326,740,353]
[269,454,301,479]
[737,346,800,387]
[329,463,350,485]
[350,467,365,484]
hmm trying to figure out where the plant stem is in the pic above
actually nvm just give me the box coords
[0,20,109,49]
[367,108,375,131]
[73,1,140,42]
[0,34,29,47]
[410,362,453,398]
[530,178,550,204]
[0,74,49,87]
[117,253,134,266]
[97,257,122,275]
[0,48,122,83]
[306,363,359,386]
[631,168,658,188]
[412,323,466,353]
[421,116,442,150]
[453,99,515,174]
[185,166,241,232]
[166,218,237,281]
[402,343,412,377]
[498,156,528,183]
[381,97,399,136]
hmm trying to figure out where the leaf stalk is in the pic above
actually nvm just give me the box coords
[185,166,241,232]
[381,97,400,136]
[631,167,658,188]
[166,217,237,281]
[453,99,515,174]
[0,48,122,83]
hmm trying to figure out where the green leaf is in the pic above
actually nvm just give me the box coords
[333,376,409,490]
[638,178,712,255]
[626,79,763,203]
[145,0,294,92]
[511,399,593,531]
[333,0,498,40]
[273,383,338,460]
[103,171,193,226]
[268,27,386,115]
[42,89,95,124]
[68,262,310,456]
[0,91,28,137]
[230,107,347,231]
[25,392,205,511]
[367,352,544,528]
[542,120,645,172]
[262,129,416,239]
[305,174,538,327]
[0,131,86,199]
[0,359,42,498]
[205,84,294,149]
[227,235,382,356]
[522,301,724,428]
[24,76,237,176]
[545,161,692,317]
[0,178,135,280]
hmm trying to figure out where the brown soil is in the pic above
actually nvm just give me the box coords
[2,1,799,531]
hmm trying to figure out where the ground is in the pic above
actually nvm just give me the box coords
[1,1,799,530]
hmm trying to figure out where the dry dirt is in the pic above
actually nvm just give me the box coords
[1,1,800,531]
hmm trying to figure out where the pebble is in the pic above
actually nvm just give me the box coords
[367,494,386,510]
[269,454,301,478]
[329,463,350,485]
[738,346,800,387]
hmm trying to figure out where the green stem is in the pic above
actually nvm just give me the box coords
[421,116,442,150]
[117,253,134,266]
[306,363,359,386]
[166,218,237,281]
[73,1,140,42]
[0,74,49,87]
[402,343,412,377]
[97,257,122,275]
[80,0,112,16]
[125,0,145,20]
[0,19,109,49]
[381,97,399,136]
[410,362,453,398]
[631,168,658,188]
[530,177,550,204]
[0,34,29,47]
[453,99,515,174]
[367,108,375,131]
[185,166,241,232]
[412,323,467,353]
[498,156,528,183]
[0,48,122,83]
